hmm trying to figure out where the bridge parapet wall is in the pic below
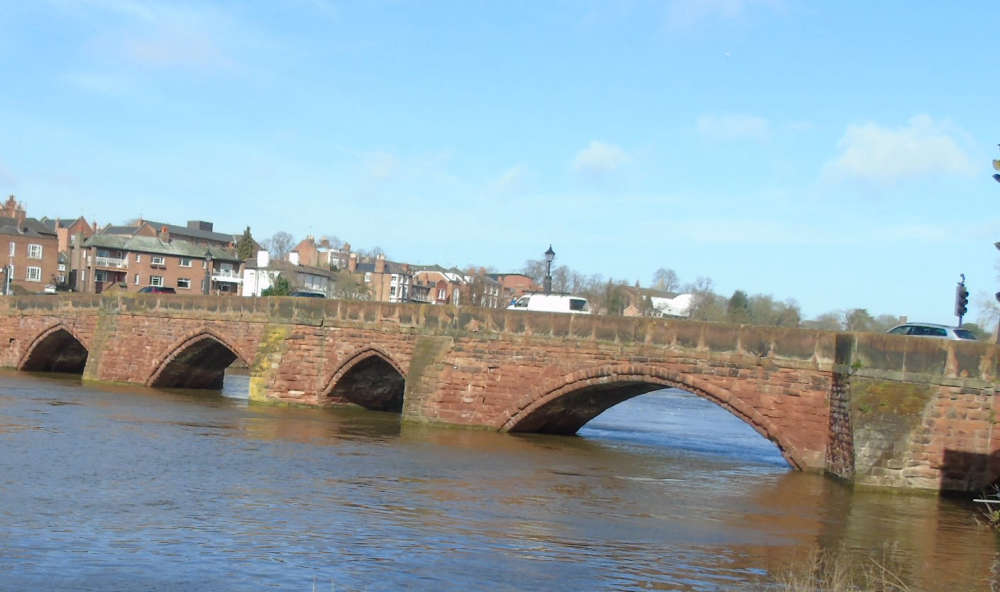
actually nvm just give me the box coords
[3,295,1000,491]
[830,332,1000,490]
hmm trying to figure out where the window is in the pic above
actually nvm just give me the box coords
[135,254,141,263]
[177,278,191,289]
[28,244,42,259]
[8,242,13,256]
[150,276,164,287]
[26,266,41,282]
[438,288,446,300]
[151,255,166,266]
[95,270,108,283]
[179,258,192,267]
[134,273,141,285]
[389,286,396,296]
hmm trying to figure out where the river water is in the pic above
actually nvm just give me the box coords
[0,370,997,591]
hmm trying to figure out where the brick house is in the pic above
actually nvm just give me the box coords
[290,236,353,270]
[413,266,466,305]
[0,196,59,294]
[487,272,539,304]
[131,218,239,248]
[80,227,242,295]
[353,254,414,303]
[40,216,95,288]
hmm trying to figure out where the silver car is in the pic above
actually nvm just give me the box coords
[886,323,977,340]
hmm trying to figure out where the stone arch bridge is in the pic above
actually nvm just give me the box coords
[2,294,998,492]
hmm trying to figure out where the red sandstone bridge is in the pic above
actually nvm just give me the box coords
[2,294,998,492]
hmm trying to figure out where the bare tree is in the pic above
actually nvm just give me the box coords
[521,259,546,284]
[330,269,370,300]
[652,268,680,294]
[262,231,295,261]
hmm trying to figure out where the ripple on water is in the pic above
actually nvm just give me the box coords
[0,375,996,591]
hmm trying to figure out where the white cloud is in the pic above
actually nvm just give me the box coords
[822,115,973,182]
[697,113,770,141]
[572,141,629,176]
[666,0,781,28]
[491,165,529,193]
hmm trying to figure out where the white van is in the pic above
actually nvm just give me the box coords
[507,293,592,314]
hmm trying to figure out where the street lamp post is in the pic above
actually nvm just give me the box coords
[203,251,213,295]
[543,245,555,295]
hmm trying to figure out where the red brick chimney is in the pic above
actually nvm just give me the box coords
[159,225,170,242]
[348,253,357,272]
[375,254,386,274]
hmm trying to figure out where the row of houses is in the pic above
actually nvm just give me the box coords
[0,195,539,308]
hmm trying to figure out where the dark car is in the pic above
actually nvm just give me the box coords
[138,286,177,294]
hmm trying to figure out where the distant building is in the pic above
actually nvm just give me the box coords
[290,236,353,270]
[487,272,539,304]
[0,196,59,294]
[79,223,242,294]
[129,218,239,248]
[242,250,333,297]
[413,266,466,305]
[354,254,413,303]
[40,216,95,289]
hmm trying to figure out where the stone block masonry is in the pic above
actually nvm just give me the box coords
[2,293,999,492]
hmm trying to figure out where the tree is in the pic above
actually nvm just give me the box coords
[774,299,802,328]
[803,312,843,331]
[320,235,343,249]
[329,269,370,300]
[601,280,628,316]
[261,274,291,296]
[552,265,570,293]
[652,268,680,294]
[844,308,876,332]
[262,231,294,261]
[727,290,751,323]
[236,226,257,260]
[684,276,725,322]
[521,259,546,284]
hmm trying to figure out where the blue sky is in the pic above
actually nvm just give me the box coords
[1,1,998,324]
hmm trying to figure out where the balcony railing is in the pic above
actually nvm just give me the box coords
[95,256,128,269]
[211,270,242,283]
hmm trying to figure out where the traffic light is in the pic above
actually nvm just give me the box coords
[955,282,969,320]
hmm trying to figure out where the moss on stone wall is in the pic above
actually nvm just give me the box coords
[248,324,292,403]
[850,377,934,487]
[851,378,932,419]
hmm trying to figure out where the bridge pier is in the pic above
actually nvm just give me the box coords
[2,294,999,492]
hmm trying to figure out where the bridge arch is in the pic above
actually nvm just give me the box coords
[147,329,249,390]
[321,346,406,412]
[18,324,90,374]
[501,364,802,470]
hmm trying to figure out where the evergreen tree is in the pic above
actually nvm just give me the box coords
[236,226,256,260]
[261,274,291,296]
[727,290,751,323]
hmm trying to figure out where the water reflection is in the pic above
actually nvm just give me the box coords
[0,371,996,591]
